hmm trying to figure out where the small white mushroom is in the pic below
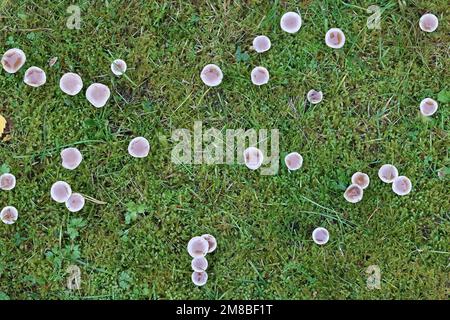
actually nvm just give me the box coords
[0,173,16,191]
[111,59,127,76]
[251,66,269,86]
[201,234,217,253]
[1,48,26,73]
[419,13,439,32]
[200,64,223,87]
[420,98,438,117]
[1,206,18,225]
[86,83,111,108]
[243,147,264,170]
[187,236,209,258]
[191,271,208,286]
[280,12,302,33]
[24,66,46,87]
[128,137,150,158]
[65,193,85,212]
[50,181,72,203]
[351,172,370,189]
[307,89,323,104]
[378,164,398,183]
[61,147,83,170]
[392,176,412,196]
[312,227,329,245]
[252,35,271,53]
[59,73,83,96]
[344,184,363,203]
[191,257,208,272]
[284,152,303,171]
[325,28,346,49]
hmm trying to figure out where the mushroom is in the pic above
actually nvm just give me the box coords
[280,12,302,33]
[1,206,18,225]
[1,48,26,73]
[0,173,16,191]
[252,35,271,53]
[200,64,223,87]
[61,147,83,170]
[187,236,209,258]
[307,89,323,104]
[378,164,398,183]
[351,172,370,189]
[419,13,439,32]
[128,137,150,158]
[59,73,83,96]
[344,184,363,203]
[24,66,46,87]
[50,181,72,203]
[312,227,329,245]
[111,59,127,76]
[65,193,85,212]
[284,152,303,171]
[243,147,264,170]
[420,98,438,117]
[392,176,412,196]
[86,83,111,108]
[191,271,208,286]
[251,66,269,86]
[201,234,217,253]
[191,257,208,272]
[325,28,346,49]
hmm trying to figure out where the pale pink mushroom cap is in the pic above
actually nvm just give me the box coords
[61,147,83,170]
[0,173,16,191]
[344,184,363,203]
[284,152,303,171]
[86,83,111,108]
[253,35,271,53]
[378,164,398,183]
[251,66,269,86]
[243,147,264,170]
[420,98,438,117]
[1,48,26,73]
[1,206,18,225]
[191,257,208,272]
[59,73,83,96]
[392,176,412,196]
[325,28,346,49]
[24,66,46,87]
[201,234,217,253]
[50,181,72,203]
[351,172,370,189]
[111,59,127,76]
[307,89,323,104]
[128,137,150,158]
[312,227,329,245]
[280,12,302,33]
[187,236,209,258]
[191,271,208,286]
[65,193,85,212]
[200,64,223,87]
[419,13,439,32]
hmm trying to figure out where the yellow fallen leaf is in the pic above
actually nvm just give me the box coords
[0,115,6,135]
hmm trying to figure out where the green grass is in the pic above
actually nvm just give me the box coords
[0,0,448,300]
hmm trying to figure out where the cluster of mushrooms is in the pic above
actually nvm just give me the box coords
[0,172,18,224]
[187,234,217,286]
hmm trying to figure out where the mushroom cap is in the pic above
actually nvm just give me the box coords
[187,236,209,258]
[200,64,223,87]
[284,152,303,171]
[325,28,346,49]
[65,193,85,212]
[280,12,302,33]
[253,35,271,53]
[378,164,398,183]
[111,59,127,76]
[420,98,438,117]
[419,13,439,32]
[392,176,412,196]
[191,257,208,272]
[1,206,18,225]
[312,227,329,245]
[344,184,363,203]
[251,66,269,86]
[1,48,26,73]
[24,66,46,87]
[243,147,264,170]
[191,271,208,286]
[351,172,370,189]
[86,83,111,108]
[0,173,16,191]
[201,234,217,253]
[61,147,83,170]
[50,181,72,203]
[307,89,323,104]
[128,137,150,158]
[59,73,83,96]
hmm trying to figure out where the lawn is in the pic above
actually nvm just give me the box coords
[0,0,448,300]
